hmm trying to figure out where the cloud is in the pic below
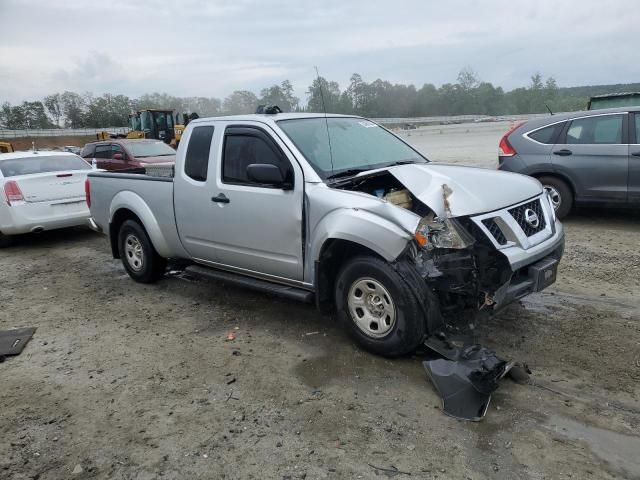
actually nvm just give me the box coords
[0,0,638,103]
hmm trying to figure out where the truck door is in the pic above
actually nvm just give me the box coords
[174,122,305,281]
[551,113,628,204]
[629,112,640,204]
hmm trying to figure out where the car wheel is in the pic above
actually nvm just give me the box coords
[539,176,572,219]
[117,220,166,283]
[0,232,12,248]
[335,255,427,357]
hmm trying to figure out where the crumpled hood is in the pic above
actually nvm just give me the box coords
[388,163,542,217]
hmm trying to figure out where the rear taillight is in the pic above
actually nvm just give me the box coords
[498,121,524,157]
[3,181,24,205]
[85,178,91,208]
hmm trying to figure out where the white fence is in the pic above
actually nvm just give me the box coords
[0,127,129,139]
[373,113,550,126]
[0,113,554,138]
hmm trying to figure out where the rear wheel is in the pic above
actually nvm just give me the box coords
[0,232,12,248]
[539,176,572,219]
[117,220,166,283]
[335,256,426,357]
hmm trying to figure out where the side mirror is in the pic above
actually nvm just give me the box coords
[113,153,123,160]
[246,163,289,188]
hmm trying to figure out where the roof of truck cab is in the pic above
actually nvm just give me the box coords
[191,112,361,124]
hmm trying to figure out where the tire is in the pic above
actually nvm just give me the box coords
[539,175,572,219]
[117,220,166,283]
[335,255,427,357]
[0,232,12,248]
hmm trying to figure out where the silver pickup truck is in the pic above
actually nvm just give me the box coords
[87,113,564,356]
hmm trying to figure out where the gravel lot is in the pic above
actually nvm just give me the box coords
[1,124,639,479]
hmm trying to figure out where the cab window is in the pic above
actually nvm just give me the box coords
[184,126,214,181]
[222,127,291,186]
[94,144,111,159]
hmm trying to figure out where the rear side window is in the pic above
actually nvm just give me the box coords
[566,115,623,144]
[94,144,111,159]
[81,144,95,158]
[0,155,90,177]
[222,132,289,185]
[185,126,214,181]
[528,123,564,144]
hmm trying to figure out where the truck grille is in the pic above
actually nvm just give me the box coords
[481,218,507,245]
[509,199,546,237]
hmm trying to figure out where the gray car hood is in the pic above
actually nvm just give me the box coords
[388,163,542,217]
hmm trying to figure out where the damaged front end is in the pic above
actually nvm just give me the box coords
[334,169,563,326]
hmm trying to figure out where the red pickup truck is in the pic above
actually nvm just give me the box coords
[81,139,175,171]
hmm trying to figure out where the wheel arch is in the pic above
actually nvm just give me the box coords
[108,191,173,258]
[314,238,386,314]
[531,171,576,198]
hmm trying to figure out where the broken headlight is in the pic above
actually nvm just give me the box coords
[415,215,474,250]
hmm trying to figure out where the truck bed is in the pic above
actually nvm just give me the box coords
[87,169,187,259]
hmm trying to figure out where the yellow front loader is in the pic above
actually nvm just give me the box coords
[0,141,14,153]
[96,109,198,148]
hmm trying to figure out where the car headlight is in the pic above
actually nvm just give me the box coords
[414,215,474,249]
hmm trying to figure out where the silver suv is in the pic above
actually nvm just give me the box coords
[498,106,640,218]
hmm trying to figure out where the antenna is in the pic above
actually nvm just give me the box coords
[544,103,553,115]
[314,66,334,176]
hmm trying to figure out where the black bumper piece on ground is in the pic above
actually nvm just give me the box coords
[423,336,513,421]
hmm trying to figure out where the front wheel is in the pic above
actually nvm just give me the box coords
[539,176,572,219]
[335,256,427,357]
[117,220,166,283]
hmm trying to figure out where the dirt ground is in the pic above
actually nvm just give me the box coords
[1,128,640,479]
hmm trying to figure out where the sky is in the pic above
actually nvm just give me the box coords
[0,0,637,104]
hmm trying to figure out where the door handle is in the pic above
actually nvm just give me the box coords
[211,193,230,203]
[632,151,640,157]
[553,149,572,156]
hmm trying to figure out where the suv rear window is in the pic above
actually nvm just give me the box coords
[528,123,564,144]
[0,155,91,177]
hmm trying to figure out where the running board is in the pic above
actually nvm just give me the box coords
[184,265,314,303]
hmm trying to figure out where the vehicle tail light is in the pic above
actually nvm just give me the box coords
[4,181,24,205]
[85,178,91,208]
[498,121,524,157]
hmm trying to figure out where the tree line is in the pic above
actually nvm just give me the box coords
[1,69,637,129]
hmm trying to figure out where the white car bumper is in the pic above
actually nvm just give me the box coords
[0,198,90,235]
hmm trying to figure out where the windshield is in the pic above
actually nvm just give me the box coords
[127,141,176,158]
[278,117,427,179]
[0,155,90,177]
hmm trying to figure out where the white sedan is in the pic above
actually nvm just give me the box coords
[0,151,93,247]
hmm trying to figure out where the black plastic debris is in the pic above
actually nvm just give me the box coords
[0,327,36,361]
[423,336,513,421]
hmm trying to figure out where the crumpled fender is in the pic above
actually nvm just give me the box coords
[311,207,415,263]
[109,190,173,257]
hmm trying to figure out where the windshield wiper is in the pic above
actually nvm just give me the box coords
[325,168,368,180]
[385,159,420,168]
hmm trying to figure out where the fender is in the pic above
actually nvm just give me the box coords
[109,190,173,257]
[311,207,415,264]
